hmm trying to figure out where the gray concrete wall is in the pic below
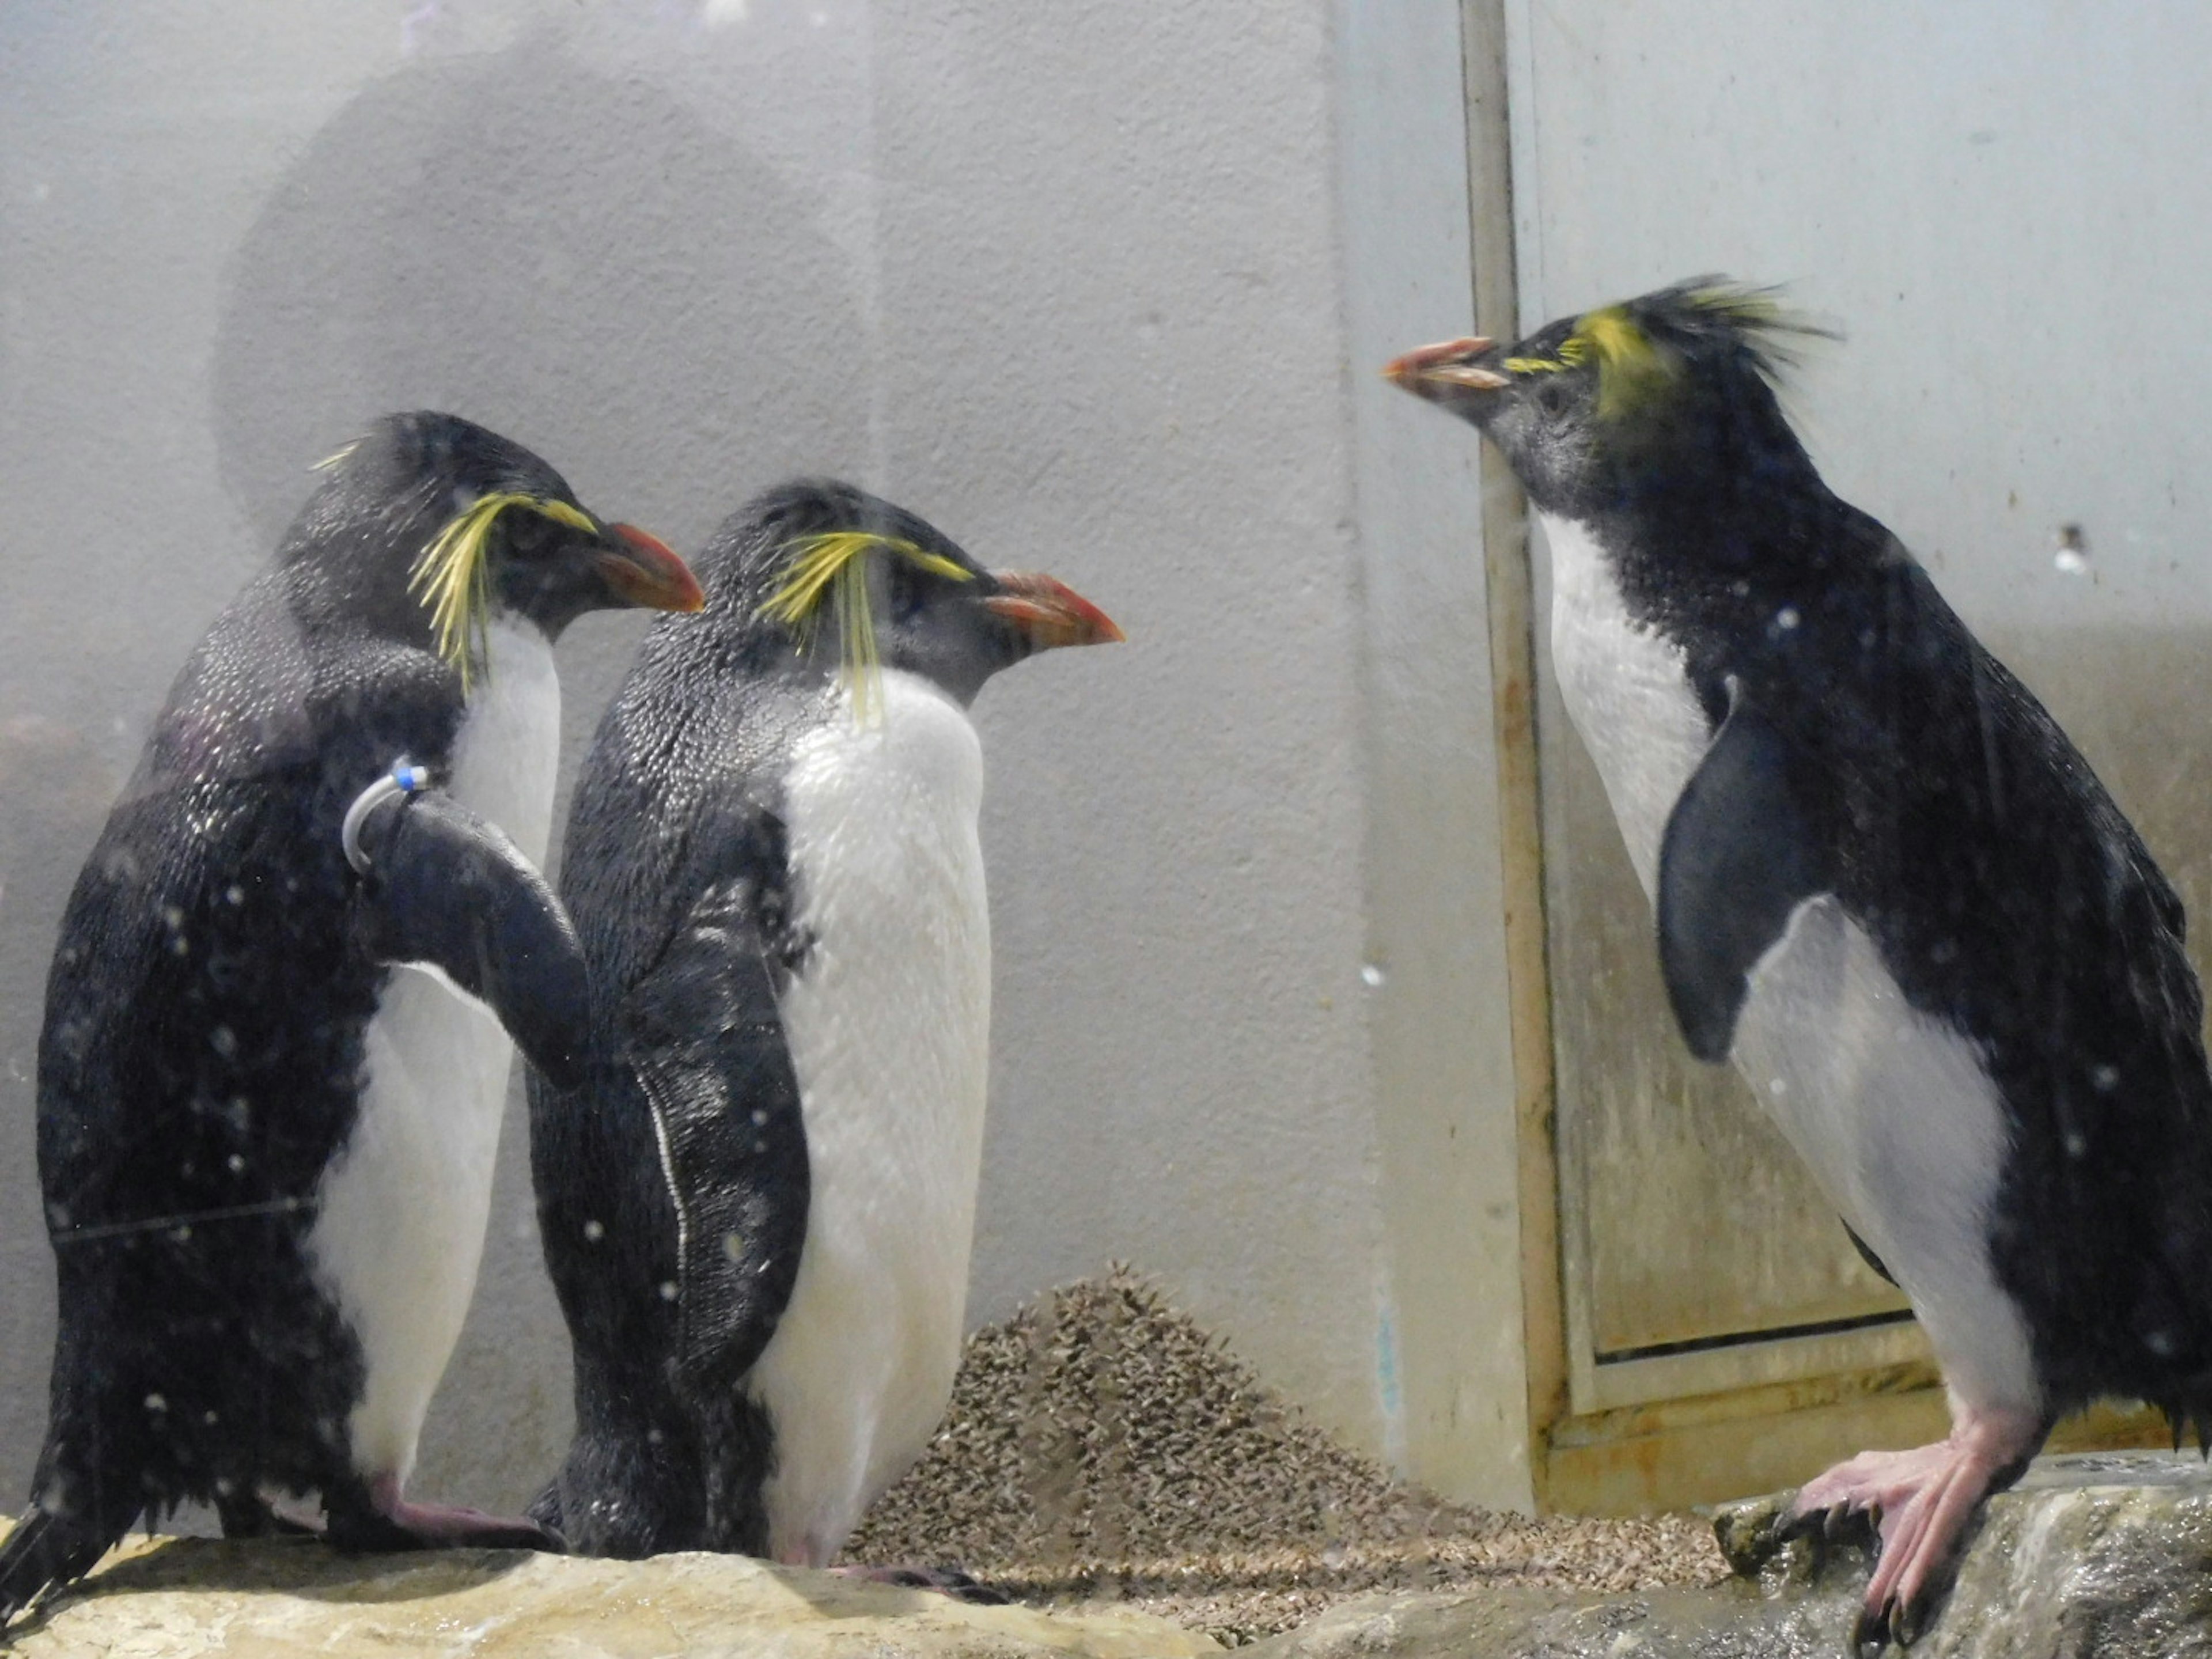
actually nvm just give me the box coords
[0,2,1529,1518]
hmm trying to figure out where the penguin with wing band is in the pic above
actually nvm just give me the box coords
[0,414,703,1627]
[528,480,1120,1577]
[1389,283,2212,1647]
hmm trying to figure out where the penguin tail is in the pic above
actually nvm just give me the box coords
[0,1506,116,1628]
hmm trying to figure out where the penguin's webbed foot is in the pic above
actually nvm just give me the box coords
[327,1475,568,1554]
[1785,1402,2040,1650]
[831,1563,1010,1604]
[215,1488,324,1540]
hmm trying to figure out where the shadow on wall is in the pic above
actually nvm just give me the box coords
[211,27,869,546]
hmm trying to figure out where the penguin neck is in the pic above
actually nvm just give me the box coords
[1573,465,1878,636]
[446,616,562,867]
[278,503,450,656]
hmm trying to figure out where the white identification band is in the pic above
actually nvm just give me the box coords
[341,759,431,876]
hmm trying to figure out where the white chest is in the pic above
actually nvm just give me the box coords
[745,668,993,1566]
[307,617,562,1482]
[1540,513,1711,898]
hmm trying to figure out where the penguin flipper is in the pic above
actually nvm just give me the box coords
[1657,695,1826,1062]
[622,878,809,1397]
[353,789,589,1090]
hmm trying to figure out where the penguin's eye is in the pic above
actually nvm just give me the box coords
[501,510,559,559]
[888,565,931,625]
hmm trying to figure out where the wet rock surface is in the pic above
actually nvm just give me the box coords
[0,1531,1221,1658]
[18,1271,2201,1657]
[1251,1452,2212,1658]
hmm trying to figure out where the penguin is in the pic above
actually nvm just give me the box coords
[1387,283,2212,1645]
[0,412,704,1626]
[527,480,1120,1573]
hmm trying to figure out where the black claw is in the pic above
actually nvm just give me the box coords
[917,1567,1007,1605]
[1775,1505,1819,1544]
[1851,1600,1893,1656]
[1892,1594,1925,1649]
[844,1565,1009,1605]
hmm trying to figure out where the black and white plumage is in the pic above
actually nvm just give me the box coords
[0,412,703,1626]
[528,480,1120,1570]
[1389,285,2212,1643]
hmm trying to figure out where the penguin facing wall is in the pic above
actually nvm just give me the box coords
[0,413,703,1626]
[528,480,1120,1572]
[1388,285,2212,1646]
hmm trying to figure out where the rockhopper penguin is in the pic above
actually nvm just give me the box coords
[528,480,1120,1571]
[0,412,703,1627]
[1388,283,2212,1645]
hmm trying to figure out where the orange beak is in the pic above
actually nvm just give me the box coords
[982,571,1125,650]
[597,523,706,613]
[1381,336,1510,395]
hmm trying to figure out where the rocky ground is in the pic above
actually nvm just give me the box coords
[13,1275,2203,1655]
[850,1270,1726,1644]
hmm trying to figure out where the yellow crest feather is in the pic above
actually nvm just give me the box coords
[410,493,595,691]
[1572,305,1671,420]
[1504,280,1819,416]
[755,530,975,721]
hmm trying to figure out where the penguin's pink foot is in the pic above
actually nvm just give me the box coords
[1787,1402,2041,1650]
[830,1563,1009,1605]
[325,1474,566,1554]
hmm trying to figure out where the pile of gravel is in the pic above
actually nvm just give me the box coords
[850,1269,1726,1643]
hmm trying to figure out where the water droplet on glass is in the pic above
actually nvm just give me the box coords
[2054,523,2090,574]
[1359,964,1385,988]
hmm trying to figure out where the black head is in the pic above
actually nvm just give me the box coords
[286,412,702,678]
[686,479,1122,708]
[1385,279,1832,520]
